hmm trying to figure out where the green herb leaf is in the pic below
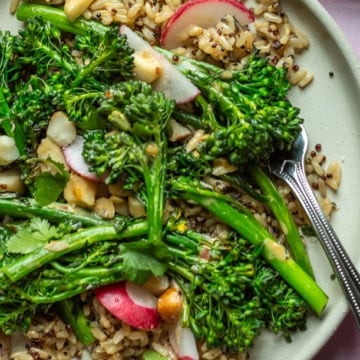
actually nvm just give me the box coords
[32,162,70,206]
[7,218,59,254]
[120,245,167,284]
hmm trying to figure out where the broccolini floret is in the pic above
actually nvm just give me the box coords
[166,231,308,352]
[81,81,175,246]
[159,49,303,166]
[170,176,328,316]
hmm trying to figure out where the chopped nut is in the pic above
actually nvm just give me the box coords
[0,169,25,195]
[110,195,130,216]
[319,197,335,217]
[168,118,192,142]
[94,197,116,219]
[133,50,162,83]
[211,158,238,176]
[128,196,146,218]
[325,161,341,191]
[63,172,97,208]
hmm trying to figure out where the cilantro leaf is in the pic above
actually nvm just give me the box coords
[32,160,70,206]
[7,218,59,254]
[120,244,167,284]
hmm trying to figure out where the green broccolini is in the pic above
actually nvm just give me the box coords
[0,214,151,334]
[0,4,329,354]
[0,15,134,152]
[170,176,328,316]
[160,48,303,166]
[249,166,315,278]
[165,231,308,351]
[80,80,175,246]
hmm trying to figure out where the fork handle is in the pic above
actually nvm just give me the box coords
[280,160,360,329]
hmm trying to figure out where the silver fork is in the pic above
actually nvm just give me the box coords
[269,124,360,329]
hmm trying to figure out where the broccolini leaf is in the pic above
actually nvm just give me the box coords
[7,218,59,254]
[120,245,167,284]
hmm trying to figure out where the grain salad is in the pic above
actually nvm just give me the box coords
[2,0,342,359]
[87,0,313,87]
[10,0,314,87]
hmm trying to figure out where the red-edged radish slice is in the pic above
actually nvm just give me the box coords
[169,321,199,360]
[120,25,200,104]
[63,135,104,182]
[160,0,254,49]
[95,281,161,330]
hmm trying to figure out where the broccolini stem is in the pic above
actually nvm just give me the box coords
[57,298,96,346]
[1,222,148,282]
[33,39,74,74]
[0,196,114,226]
[144,145,167,246]
[16,3,107,36]
[249,166,315,278]
[172,180,328,315]
[18,264,127,303]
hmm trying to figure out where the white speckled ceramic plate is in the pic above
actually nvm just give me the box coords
[1,0,360,359]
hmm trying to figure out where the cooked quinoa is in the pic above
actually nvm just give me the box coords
[81,0,314,87]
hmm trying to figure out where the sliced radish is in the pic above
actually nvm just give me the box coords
[95,281,161,330]
[120,25,200,104]
[168,321,199,360]
[161,0,254,49]
[63,135,104,182]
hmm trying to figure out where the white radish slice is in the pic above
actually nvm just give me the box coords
[95,281,161,330]
[120,25,200,104]
[168,321,199,360]
[63,135,104,182]
[160,0,254,49]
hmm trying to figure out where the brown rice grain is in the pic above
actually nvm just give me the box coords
[298,71,314,87]
[289,68,308,85]
[91,327,108,341]
[311,159,325,177]
[128,0,144,19]
[263,11,282,23]
[144,2,158,19]
[154,5,174,24]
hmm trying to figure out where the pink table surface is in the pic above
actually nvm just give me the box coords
[313,1,360,359]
